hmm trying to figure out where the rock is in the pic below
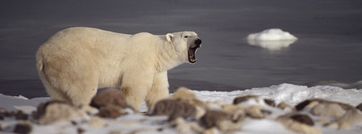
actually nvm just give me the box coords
[171,87,207,109]
[151,99,197,121]
[278,114,321,134]
[199,110,243,131]
[295,99,313,111]
[0,109,28,120]
[200,110,229,128]
[277,102,292,110]
[172,87,198,101]
[0,108,5,120]
[233,95,276,107]
[289,114,314,126]
[356,103,362,111]
[77,127,85,134]
[294,99,356,125]
[91,88,129,109]
[233,95,258,105]
[245,105,271,119]
[13,122,32,134]
[221,104,245,121]
[14,111,29,120]
[97,105,128,118]
[295,99,354,112]
[34,100,86,124]
[327,109,362,129]
[264,99,276,107]
[172,117,203,134]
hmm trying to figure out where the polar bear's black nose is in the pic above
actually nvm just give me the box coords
[195,38,202,45]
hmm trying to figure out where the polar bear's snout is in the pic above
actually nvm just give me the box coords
[194,38,202,46]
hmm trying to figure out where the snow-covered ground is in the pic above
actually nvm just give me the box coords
[1,83,362,134]
[246,29,298,51]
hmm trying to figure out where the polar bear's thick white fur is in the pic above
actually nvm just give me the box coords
[36,27,201,111]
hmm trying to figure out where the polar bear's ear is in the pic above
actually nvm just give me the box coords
[166,33,174,42]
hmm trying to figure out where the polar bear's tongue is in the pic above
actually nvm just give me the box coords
[188,47,197,63]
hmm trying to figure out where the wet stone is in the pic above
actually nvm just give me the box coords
[91,88,129,109]
[356,103,362,111]
[290,114,314,126]
[97,105,125,118]
[199,110,232,129]
[151,99,196,121]
[13,123,32,134]
[233,95,258,105]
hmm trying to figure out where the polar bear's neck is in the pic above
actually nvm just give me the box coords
[155,38,185,72]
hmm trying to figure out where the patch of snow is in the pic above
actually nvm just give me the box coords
[195,83,362,106]
[240,119,293,134]
[0,93,49,111]
[247,28,298,51]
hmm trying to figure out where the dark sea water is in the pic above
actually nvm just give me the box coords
[1,0,362,97]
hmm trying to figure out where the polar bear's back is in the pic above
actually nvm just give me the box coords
[45,27,131,48]
[38,27,132,63]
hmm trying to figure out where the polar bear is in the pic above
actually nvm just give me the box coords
[36,27,202,111]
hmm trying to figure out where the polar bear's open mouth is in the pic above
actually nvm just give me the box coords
[188,46,199,63]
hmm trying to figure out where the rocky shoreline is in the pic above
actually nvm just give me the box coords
[1,86,362,134]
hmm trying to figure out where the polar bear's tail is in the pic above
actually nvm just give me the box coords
[35,47,50,89]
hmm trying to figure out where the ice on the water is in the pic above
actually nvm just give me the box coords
[247,28,298,51]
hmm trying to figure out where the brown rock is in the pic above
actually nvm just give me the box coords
[200,110,232,129]
[264,99,276,107]
[356,103,362,111]
[199,110,243,131]
[1,110,29,120]
[245,105,271,119]
[233,95,258,105]
[97,105,128,118]
[233,95,276,107]
[172,87,198,101]
[295,99,313,111]
[151,99,196,121]
[77,127,85,134]
[91,88,129,109]
[277,102,292,110]
[14,111,29,120]
[278,114,321,134]
[171,87,207,109]
[34,100,69,119]
[221,104,245,121]
[290,114,314,126]
[0,108,5,120]
[13,123,32,134]
[34,100,86,124]
[334,109,362,129]
[295,99,354,111]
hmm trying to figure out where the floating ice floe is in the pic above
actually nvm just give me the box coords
[247,28,298,51]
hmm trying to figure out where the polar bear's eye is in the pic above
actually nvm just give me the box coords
[184,36,189,38]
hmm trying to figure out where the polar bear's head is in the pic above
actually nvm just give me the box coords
[166,31,202,63]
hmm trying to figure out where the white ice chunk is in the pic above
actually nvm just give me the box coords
[247,28,298,51]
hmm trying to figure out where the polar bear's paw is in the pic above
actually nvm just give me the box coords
[80,105,99,115]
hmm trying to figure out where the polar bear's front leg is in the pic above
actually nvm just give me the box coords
[121,70,154,111]
[146,71,170,111]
